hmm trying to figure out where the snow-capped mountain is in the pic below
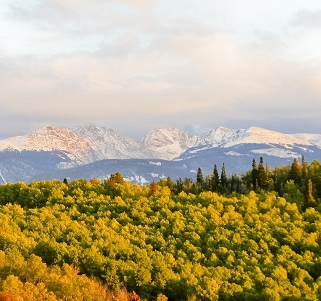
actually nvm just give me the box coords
[292,133,321,148]
[181,126,317,172]
[0,123,320,184]
[141,127,199,160]
[74,123,148,160]
[197,126,312,148]
[228,127,312,147]
[0,125,94,165]
[198,127,248,147]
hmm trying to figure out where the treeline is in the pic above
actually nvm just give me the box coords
[169,157,321,212]
[0,165,320,300]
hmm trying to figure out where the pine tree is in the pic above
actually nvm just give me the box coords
[289,158,301,184]
[166,177,175,191]
[212,164,220,192]
[196,167,204,190]
[301,156,307,181]
[220,163,227,193]
[251,159,258,191]
[257,157,267,190]
[230,174,236,193]
[175,178,184,193]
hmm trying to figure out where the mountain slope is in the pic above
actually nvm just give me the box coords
[228,127,312,147]
[74,123,147,160]
[0,124,320,184]
[0,126,93,165]
[198,127,247,147]
[142,127,199,160]
[292,133,321,148]
[197,126,312,148]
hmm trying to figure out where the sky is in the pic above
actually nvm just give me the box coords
[0,0,321,139]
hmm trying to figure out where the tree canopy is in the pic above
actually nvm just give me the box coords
[0,159,320,300]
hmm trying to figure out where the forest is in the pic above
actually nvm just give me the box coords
[0,157,320,300]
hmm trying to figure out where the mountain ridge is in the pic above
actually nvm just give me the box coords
[0,123,320,184]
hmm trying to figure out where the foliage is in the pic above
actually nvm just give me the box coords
[0,159,320,300]
[191,158,321,211]
[0,163,321,301]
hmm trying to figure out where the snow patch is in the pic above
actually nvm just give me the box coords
[56,162,76,169]
[251,148,298,158]
[189,146,210,154]
[128,174,149,184]
[225,151,244,156]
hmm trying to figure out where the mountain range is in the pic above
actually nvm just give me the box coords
[0,123,320,184]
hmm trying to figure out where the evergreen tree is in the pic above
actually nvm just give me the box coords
[166,177,175,191]
[212,164,220,192]
[175,178,184,193]
[251,159,258,191]
[257,157,267,190]
[301,156,308,181]
[289,158,301,184]
[230,174,236,193]
[196,168,204,190]
[220,163,227,193]
[230,174,241,193]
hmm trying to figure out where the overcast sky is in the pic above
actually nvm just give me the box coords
[0,0,321,139]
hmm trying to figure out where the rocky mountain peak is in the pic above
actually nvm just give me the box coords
[199,127,247,146]
[236,127,312,146]
[74,123,145,160]
[142,127,199,160]
[0,123,320,184]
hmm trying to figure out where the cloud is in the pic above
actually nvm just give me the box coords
[121,0,153,9]
[292,9,321,29]
[2,23,321,137]
[10,36,321,131]
[1,1,321,138]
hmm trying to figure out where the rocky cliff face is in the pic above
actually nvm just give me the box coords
[141,127,199,160]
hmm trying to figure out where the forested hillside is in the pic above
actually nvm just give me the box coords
[0,160,320,300]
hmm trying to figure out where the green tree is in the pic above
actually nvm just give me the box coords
[289,158,301,185]
[212,164,220,192]
[301,156,307,181]
[257,157,267,190]
[196,168,204,190]
[175,178,184,193]
[166,177,175,191]
[220,163,227,193]
[283,180,304,211]
[251,159,258,191]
